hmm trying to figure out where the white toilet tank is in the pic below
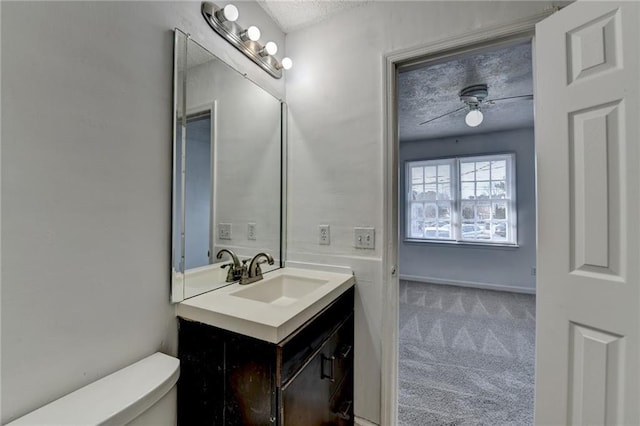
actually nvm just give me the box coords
[7,352,180,426]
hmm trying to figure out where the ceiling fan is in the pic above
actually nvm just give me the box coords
[418,84,533,127]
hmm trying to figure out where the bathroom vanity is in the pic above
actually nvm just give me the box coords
[176,268,355,425]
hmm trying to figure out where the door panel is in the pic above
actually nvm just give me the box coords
[568,323,624,425]
[569,101,622,277]
[535,1,639,425]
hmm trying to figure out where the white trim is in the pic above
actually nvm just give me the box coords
[355,415,379,426]
[281,102,288,270]
[381,42,399,426]
[382,10,552,426]
[399,274,536,295]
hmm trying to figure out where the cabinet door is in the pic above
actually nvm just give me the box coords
[177,319,226,425]
[225,334,277,426]
[282,315,354,426]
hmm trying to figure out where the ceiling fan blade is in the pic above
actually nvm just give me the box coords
[485,94,534,103]
[419,106,466,126]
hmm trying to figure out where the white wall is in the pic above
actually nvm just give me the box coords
[0,1,284,422]
[399,128,537,293]
[284,2,553,423]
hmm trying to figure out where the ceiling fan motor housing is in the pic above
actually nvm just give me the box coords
[459,84,488,107]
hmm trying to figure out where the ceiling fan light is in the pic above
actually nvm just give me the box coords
[465,109,483,127]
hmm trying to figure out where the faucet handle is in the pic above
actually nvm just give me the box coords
[239,259,250,285]
[252,257,272,276]
[253,263,263,277]
[221,263,239,282]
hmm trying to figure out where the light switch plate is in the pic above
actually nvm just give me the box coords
[219,223,232,240]
[354,227,375,249]
[319,225,330,245]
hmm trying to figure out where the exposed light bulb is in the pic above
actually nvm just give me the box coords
[280,57,293,70]
[261,41,278,56]
[465,109,483,127]
[216,4,238,22]
[240,25,261,42]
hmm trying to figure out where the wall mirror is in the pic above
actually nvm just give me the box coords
[172,29,285,302]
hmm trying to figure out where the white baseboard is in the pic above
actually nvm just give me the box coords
[399,274,536,295]
[355,416,379,426]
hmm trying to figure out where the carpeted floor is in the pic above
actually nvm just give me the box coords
[398,280,536,426]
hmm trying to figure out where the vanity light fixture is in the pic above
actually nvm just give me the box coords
[215,4,238,22]
[279,57,293,70]
[239,25,261,42]
[201,2,292,79]
[260,41,278,57]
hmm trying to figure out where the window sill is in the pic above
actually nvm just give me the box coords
[403,238,519,249]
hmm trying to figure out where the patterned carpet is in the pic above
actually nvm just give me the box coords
[398,281,536,426]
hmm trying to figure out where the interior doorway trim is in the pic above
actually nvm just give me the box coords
[381,9,554,425]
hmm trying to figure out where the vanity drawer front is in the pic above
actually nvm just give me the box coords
[281,314,354,426]
[280,287,354,384]
[321,312,354,399]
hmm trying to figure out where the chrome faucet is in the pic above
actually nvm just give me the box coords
[216,249,241,282]
[240,252,274,285]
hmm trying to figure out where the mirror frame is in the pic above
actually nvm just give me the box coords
[171,28,287,303]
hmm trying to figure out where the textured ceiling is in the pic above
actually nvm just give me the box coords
[257,0,371,33]
[399,40,534,142]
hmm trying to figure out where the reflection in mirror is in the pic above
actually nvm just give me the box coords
[172,29,284,302]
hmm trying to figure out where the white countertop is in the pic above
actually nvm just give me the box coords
[176,267,355,343]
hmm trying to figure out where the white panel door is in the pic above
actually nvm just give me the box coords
[535,1,639,425]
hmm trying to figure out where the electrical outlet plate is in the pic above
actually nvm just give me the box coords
[318,225,330,245]
[248,223,257,240]
[218,223,232,240]
[354,227,375,249]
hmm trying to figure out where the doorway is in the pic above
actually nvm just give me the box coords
[380,13,549,425]
[395,38,537,425]
[383,2,640,425]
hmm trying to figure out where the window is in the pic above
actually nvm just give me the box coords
[406,153,516,245]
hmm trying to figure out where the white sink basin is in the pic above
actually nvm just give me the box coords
[177,267,354,343]
[230,275,328,306]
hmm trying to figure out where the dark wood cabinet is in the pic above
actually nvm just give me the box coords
[178,287,354,426]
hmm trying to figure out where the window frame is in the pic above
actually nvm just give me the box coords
[404,152,518,247]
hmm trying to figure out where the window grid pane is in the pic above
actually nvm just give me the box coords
[458,156,514,243]
[407,161,453,240]
[407,155,513,244]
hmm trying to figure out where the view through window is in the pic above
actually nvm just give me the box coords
[406,153,516,245]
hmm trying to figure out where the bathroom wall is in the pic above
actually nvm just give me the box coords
[284,2,553,423]
[400,128,537,293]
[0,1,284,422]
